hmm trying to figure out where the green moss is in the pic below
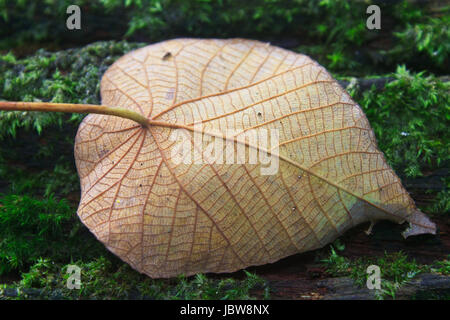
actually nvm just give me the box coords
[391,13,450,71]
[427,178,450,215]
[431,256,450,275]
[1,1,447,75]
[0,194,106,275]
[1,257,269,300]
[0,40,144,109]
[0,191,268,300]
[321,244,449,300]
[0,41,145,197]
[350,66,449,180]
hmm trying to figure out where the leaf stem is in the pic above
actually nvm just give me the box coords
[0,101,150,127]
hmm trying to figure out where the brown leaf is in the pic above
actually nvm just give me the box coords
[74,39,436,278]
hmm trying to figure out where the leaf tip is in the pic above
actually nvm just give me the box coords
[402,209,437,239]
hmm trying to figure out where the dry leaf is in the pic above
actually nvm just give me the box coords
[73,39,436,278]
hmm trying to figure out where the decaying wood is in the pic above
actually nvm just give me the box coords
[315,273,450,300]
[251,215,449,300]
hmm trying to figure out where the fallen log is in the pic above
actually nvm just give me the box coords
[317,273,450,300]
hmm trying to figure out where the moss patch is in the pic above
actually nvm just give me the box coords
[321,243,450,300]
[1,257,269,300]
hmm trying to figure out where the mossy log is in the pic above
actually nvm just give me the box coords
[253,215,449,299]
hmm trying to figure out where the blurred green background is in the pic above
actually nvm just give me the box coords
[1,0,449,74]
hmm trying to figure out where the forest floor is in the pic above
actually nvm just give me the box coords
[0,37,448,300]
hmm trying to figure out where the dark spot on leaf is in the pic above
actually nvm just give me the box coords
[99,149,109,158]
[162,52,172,61]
